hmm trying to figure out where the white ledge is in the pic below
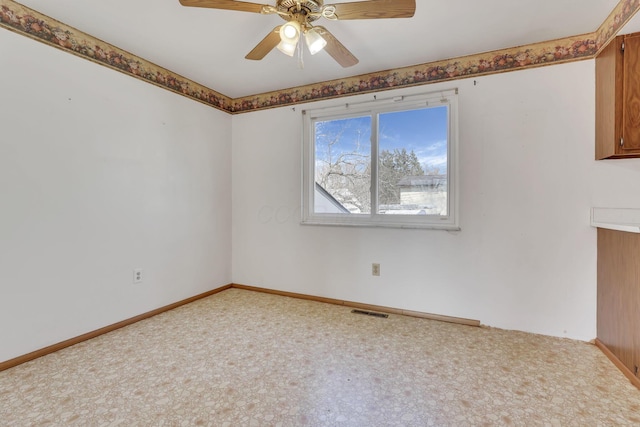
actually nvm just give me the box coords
[591,208,640,233]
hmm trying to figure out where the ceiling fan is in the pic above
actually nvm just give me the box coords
[178,0,416,67]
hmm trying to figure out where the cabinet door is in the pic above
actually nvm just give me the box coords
[597,229,638,374]
[634,234,640,379]
[595,37,622,159]
[622,34,640,153]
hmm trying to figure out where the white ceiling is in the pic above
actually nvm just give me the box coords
[15,0,635,98]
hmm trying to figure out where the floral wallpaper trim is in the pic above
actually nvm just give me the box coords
[231,0,640,113]
[230,33,599,113]
[595,0,640,53]
[0,0,232,112]
[1,0,639,115]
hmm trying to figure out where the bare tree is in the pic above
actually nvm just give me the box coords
[315,120,371,213]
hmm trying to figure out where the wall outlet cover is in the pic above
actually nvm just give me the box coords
[372,263,380,276]
[133,268,143,284]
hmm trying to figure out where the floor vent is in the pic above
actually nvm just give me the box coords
[351,309,389,318]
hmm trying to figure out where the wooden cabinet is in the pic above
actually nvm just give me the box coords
[596,32,640,159]
[597,228,640,387]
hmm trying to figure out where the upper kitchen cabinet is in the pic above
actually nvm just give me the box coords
[596,32,640,160]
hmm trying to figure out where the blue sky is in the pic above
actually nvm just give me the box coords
[315,105,448,173]
[379,105,448,173]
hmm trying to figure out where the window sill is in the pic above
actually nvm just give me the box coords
[301,218,461,231]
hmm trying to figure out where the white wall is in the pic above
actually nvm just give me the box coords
[0,29,232,362]
[232,60,640,341]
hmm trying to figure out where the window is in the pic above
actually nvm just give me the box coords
[302,90,459,229]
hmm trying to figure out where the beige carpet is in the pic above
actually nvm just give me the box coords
[1,288,639,426]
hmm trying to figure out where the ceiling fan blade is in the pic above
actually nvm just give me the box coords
[179,0,267,13]
[245,26,282,60]
[314,26,359,68]
[329,0,415,20]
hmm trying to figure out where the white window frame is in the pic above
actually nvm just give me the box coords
[302,89,459,230]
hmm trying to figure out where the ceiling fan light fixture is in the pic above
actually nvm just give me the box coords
[181,0,417,68]
[277,40,298,57]
[305,28,327,55]
[279,21,301,44]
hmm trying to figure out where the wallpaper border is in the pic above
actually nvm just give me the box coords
[596,0,640,51]
[0,0,232,112]
[230,0,640,113]
[1,0,639,114]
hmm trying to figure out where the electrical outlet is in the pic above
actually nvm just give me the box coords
[133,268,143,284]
[372,263,380,276]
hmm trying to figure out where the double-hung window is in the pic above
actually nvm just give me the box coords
[302,89,459,229]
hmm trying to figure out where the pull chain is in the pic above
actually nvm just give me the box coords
[297,35,304,69]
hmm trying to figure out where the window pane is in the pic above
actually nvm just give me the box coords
[378,106,448,216]
[314,116,371,214]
